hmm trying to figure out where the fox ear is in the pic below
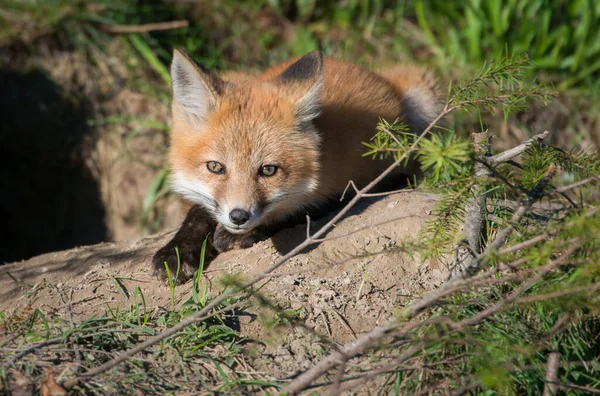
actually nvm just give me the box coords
[277,51,324,125]
[170,49,225,122]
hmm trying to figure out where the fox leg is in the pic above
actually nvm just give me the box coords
[152,205,218,284]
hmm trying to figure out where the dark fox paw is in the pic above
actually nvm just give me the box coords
[213,225,267,253]
[152,240,215,284]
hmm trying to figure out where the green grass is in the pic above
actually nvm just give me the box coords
[412,0,600,90]
[0,249,282,394]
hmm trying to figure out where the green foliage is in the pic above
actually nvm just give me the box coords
[363,117,415,164]
[418,133,472,182]
[407,206,600,394]
[364,55,600,394]
[448,53,556,123]
[413,0,600,90]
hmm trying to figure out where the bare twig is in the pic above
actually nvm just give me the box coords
[555,382,600,394]
[99,20,189,33]
[497,232,551,255]
[543,352,561,396]
[6,337,64,365]
[487,130,550,165]
[549,174,600,194]
[514,282,600,305]
[453,131,492,276]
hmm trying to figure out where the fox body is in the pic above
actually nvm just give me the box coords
[153,50,441,282]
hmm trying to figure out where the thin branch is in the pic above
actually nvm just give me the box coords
[555,382,600,394]
[549,174,600,194]
[487,130,550,165]
[332,345,423,394]
[99,20,189,33]
[380,124,403,147]
[543,352,561,396]
[457,247,577,328]
[360,187,415,198]
[6,337,64,365]
[514,282,600,305]
[497,232,551,255]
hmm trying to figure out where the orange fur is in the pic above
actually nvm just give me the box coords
[168,51,441,232]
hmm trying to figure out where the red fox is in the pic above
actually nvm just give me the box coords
[153,49,441,282]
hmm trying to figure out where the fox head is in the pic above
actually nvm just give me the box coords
[168,49,324,234]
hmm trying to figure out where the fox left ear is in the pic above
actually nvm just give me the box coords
[277,51,324,125]
[170,48,226,123]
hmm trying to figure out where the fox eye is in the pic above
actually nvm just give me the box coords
[259,165,278,177]
[206,161,225,174]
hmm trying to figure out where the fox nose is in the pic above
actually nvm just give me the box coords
[229,208,250,225]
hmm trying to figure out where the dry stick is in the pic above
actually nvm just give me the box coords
[556,382,600,394]
[5,337,64,366]
[452,131,492,277]
[283,165,557,395]
[497,232,551,255]
[456,246,577,328]
[332,345,423,394]
[65,99,452,388]
[487,130,550,165]
[99,20,189,33]
[514,281,600,305]
[543,352,561,396]
[550,174,600,194]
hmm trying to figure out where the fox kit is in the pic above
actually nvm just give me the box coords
[153,49,441,282]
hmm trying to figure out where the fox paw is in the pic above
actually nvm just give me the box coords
[152,240,211,284]
[213,225,267,252]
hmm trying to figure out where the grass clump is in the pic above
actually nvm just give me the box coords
[0,254,278,395]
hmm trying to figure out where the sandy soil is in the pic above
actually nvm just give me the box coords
[0,191,447,382]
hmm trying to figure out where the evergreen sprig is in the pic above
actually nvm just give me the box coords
[356,53,600,394]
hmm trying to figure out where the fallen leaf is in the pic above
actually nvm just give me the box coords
[40,369,67,396]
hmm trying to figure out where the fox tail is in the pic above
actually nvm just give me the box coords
[377,65,443,134]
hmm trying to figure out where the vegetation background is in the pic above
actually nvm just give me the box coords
[1,1,599,395]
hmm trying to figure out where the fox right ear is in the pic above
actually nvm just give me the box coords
[170,49,225,122]
[276,51,324,125]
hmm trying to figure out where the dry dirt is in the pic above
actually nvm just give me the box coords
[0,191,447,380]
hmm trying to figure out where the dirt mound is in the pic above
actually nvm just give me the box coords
[1,191,445,379]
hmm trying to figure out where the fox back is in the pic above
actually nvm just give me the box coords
[168,50,440,235]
